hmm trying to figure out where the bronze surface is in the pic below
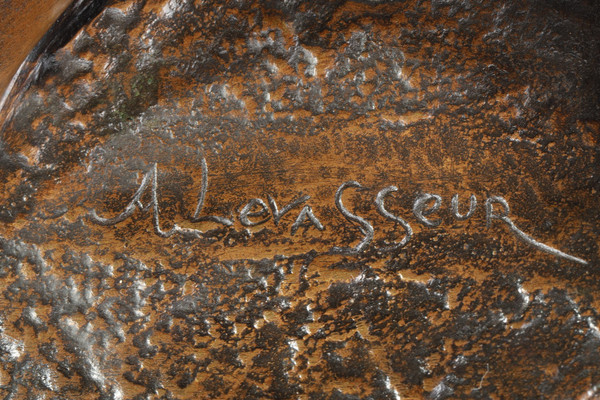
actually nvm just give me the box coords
[0,0,71,96]
[0,1,599,399]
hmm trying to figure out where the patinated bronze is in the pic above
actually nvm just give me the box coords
[0,0,71,96]
[0,1,599,399]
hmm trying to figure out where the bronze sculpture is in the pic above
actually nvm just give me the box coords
[0,1,598,398]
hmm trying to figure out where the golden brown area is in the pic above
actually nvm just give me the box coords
[0,1,598,399]
[0,0,71,96]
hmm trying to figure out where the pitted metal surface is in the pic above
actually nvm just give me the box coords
[0,1,599,398]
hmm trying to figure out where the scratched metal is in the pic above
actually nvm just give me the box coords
[0,1,599,399]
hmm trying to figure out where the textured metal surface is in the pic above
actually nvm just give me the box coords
[0,1,599,399]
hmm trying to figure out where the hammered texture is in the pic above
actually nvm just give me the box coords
[0,1,599,399]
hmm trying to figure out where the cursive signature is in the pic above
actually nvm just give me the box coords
[88,159,588,265]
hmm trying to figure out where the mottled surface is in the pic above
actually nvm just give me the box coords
[0,0,599,399]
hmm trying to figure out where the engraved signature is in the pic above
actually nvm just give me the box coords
[88,159,588,265]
